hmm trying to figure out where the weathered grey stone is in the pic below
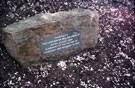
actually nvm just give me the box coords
[2,9,99,67]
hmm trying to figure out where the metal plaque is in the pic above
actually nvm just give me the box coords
[40,29,81,56]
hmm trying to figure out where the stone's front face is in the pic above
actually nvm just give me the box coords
[2,9,99,67]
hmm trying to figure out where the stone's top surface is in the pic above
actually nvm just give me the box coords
[2,9,98,33]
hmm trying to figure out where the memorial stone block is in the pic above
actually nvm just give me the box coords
[2,9,99,67]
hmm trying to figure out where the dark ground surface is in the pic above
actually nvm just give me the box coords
[0,0,135,88]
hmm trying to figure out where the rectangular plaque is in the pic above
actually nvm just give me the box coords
[40,29,81,56]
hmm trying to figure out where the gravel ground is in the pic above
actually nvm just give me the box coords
[0,0,135,88]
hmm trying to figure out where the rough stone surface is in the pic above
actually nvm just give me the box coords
[2,9,99,67]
